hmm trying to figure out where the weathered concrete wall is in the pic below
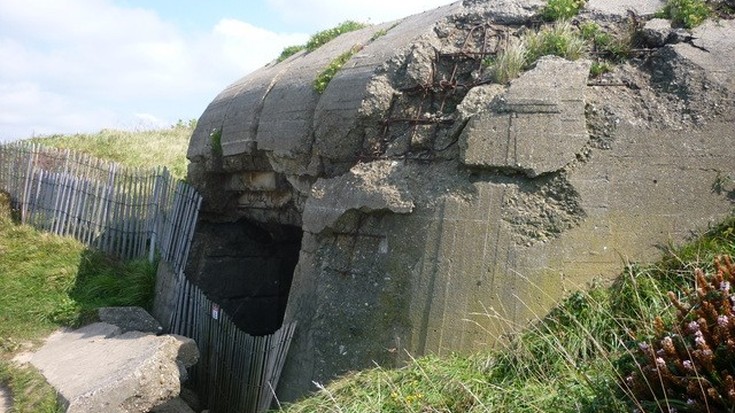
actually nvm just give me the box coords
[185,0,735,402]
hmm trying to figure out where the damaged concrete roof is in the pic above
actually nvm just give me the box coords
[187,0,549,175]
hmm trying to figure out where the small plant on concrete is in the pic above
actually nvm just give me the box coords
[488,39,528,84]
[661,0,711,28]
[209,127,222,156]
[541,0,587,21]
[314,45,363,94]
[626,256,735,412]
[525,21,588,63]
[277,45,306,62]
[589,61,612,77]
[277,20,367,63]
[305,20,367,52]
[370,29,388,41]
[579,21,631,61]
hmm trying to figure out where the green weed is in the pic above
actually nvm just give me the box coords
[525,21,588,63]
[209,127,222,157]
[305,21,367,52]
[314,45,362,94]
[579,21,631,61]
[542,0,587,21]
[277,21,368,64]
[488,40,528,84]
[589,61,613,77]
[661,0,711,28]
[277,45,306,62]
[370,29,388,41]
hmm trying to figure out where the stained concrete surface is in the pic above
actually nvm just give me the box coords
[184,0,735,402]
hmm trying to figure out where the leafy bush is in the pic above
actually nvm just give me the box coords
[662,0,711,28]
[542,0,587,21]
[626,256,735,411]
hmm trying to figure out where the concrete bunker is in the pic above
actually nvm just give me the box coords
[184,0,735,402]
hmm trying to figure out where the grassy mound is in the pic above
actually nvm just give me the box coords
[28,123,193,181]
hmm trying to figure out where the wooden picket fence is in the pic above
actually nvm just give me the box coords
[170,277,296,412]
[0,142,296,413]
[0,142,200,274]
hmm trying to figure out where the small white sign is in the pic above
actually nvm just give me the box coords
[211,304,220,320]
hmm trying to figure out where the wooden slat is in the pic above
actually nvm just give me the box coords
[0,142,301,413]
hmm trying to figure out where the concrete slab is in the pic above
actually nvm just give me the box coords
[460,56,590,176]
[303,160,414,233]
[30,322,195,413]
[98,306,163,334]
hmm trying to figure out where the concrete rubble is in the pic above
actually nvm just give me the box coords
[183,0,735,402]
[29,320,199,413]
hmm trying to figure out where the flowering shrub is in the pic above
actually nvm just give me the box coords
[626,256,735,412]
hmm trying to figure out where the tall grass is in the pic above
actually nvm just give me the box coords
[28,124,193,180]
[281,216,735,412]
[0,192,157,411]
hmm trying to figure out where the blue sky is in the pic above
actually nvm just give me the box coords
[0,0,451,142]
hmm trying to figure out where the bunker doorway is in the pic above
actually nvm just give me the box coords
[185,218,302,336]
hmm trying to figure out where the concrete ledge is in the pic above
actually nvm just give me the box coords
[30,323,199,413]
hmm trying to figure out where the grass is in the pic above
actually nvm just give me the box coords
[278,20,368,63]
[28,122,193,181]
[280,215,735,412]
[305,21,367,52]
[0,364,61,413]
[660,0,711,28]
[314,45,363,94]
[489,39,528,85]
[486,18,638,83]
[486,21,588,84]
[541,0,587,21]
[0,192,157,411]
[525,21,589,63]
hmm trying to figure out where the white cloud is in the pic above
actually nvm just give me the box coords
[0,82,118,140]
[0,0,308,141]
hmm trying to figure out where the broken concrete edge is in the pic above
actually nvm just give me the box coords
[98,306,164,335]
[27,321,201,413]
[459,56,592,178]
[302,160,415,234]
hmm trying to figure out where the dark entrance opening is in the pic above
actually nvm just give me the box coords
[185,218,302,335]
